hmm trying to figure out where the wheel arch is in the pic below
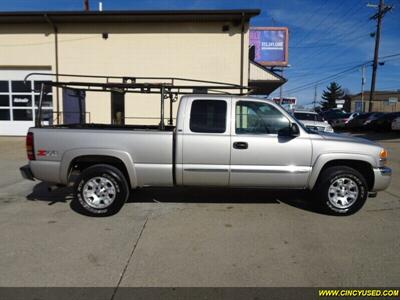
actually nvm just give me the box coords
[308,154,375,191]
[60,149,137,188]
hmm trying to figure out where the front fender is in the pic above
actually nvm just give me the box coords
[307,153,376,190]
[59,148,137,188]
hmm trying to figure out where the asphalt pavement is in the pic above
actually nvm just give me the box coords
[0,133,399,288]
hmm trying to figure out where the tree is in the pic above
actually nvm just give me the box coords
[320,82,345,110]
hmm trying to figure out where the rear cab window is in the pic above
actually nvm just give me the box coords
[189,100,227,133]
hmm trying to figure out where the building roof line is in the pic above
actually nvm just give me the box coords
[0,9,260,24]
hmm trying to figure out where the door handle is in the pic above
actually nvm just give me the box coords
[233,141,248,149]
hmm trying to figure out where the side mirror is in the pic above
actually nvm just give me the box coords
[278,122,300,137]
[290,123,300,136]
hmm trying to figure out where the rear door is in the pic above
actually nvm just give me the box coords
[180,97,231,186]
[230,99,312,188]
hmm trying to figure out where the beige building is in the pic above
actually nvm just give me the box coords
[350,91,400,113]
[0,9,285,135]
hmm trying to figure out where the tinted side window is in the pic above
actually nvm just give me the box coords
[236,101,289,134]
[190,100,227,133]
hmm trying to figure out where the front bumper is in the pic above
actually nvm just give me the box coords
[372,167,392,191]
[20,164,34,181]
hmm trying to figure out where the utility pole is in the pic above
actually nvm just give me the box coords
[279,69,284,105]
[313,85,317,110]
[361,64,365,112]
[83,0,90,11]
[367,0,392,112]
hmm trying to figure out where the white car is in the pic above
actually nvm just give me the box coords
[293,111,334,133]
[392,116,400,131]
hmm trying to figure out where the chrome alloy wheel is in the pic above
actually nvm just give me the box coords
[82,176,116,209]
[328,177,359,209]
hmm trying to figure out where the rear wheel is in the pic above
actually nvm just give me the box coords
[74,164,129,216]
[314,166,368,215]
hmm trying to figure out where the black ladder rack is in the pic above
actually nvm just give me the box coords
[25,72,253,129]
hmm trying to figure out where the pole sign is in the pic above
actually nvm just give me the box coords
[271,97,296,105]
[250,27,289,67]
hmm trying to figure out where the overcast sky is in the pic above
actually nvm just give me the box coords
[1,0,399,105]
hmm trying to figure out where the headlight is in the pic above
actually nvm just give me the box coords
[326,125,334,132]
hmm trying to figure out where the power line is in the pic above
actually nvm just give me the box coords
[283,52,400,95]
[289,33,370,49]
[292,0,347,48]
[292,0,357,62]
[285,64,364,94]
[289,0,330,46]
[292,2,374,68]
[293,20,373,68]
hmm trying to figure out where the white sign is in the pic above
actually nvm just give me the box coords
[14,97,29,103]
[388,97,398,104]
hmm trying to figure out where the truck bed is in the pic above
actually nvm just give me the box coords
[29,126,174,187]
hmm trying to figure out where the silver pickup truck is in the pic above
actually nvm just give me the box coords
[21,95,392,216]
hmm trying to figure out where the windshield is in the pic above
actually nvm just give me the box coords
[294,112,323,122]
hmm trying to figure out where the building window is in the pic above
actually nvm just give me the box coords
[13,109,33,121]
[11,81,31,93]
[0,109,10,120]
[0,79,52,122]
[190,100,227,133]
[35,109,53,124]
[0,95,10,106]
[34,81,52,93]
[34,94,53,107]
[12,95,32,107]
[0,81,9,93]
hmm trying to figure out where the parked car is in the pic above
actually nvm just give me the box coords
[361,112,385,130]
[321,109,351,129]
[345,112,372,130]
[392,116,400,131]
[367,112,400,131]
[362,112,386,130]
[21,94,392,216]
[293,110,334,132]
[344,112,360,125]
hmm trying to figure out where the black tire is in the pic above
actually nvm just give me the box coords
[313,166,368,216]
[74,164,130,216]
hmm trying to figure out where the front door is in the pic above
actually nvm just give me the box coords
[230,99,312,188]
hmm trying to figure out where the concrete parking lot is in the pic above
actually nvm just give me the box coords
[0,133,399,289]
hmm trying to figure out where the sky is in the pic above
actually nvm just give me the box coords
[0,0,399,106]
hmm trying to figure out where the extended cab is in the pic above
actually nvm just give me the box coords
[21,95,392,216]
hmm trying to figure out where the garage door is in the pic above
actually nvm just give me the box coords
[0,70,52,136]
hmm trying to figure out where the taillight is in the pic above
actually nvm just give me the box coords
[26,132,35,160]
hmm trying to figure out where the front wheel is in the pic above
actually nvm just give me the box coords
[74,164,130,216]
[313,166,368,215]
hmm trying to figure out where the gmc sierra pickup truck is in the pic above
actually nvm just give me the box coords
[21,95,392,216]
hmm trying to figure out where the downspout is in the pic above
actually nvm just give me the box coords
[44,14,60,124]
[240,12,245,94]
